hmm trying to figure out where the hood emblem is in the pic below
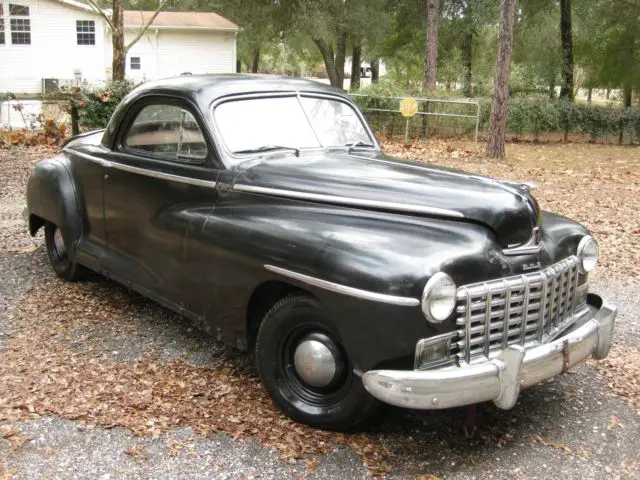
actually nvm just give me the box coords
[522,261,541,272]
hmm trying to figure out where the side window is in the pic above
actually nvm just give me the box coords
[124,104,208,163]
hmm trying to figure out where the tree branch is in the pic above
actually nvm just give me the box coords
[125,0,171,53]
[85,0,114,31]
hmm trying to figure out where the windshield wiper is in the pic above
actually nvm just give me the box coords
[346,141,375,153]
[235,145,300,157]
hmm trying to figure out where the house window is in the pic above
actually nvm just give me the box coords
[76,20,95,45]
[130,57,141,70]
[8,4,29,16]
[10,18,30,44]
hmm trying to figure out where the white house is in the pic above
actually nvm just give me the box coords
[0,0,239,94]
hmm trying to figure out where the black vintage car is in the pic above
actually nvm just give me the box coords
[26,75,616,430]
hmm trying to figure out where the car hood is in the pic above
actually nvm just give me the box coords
[233,151,539,247]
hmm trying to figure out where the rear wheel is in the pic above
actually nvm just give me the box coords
[255,295,378,430]
[44,222,86,281]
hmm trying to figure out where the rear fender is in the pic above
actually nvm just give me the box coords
[26,154,83,260]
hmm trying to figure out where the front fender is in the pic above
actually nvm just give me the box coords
[540,211,590,259]
[197,192,501,370]
[26,154,82,260]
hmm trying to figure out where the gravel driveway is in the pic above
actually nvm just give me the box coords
[1,146,639,479]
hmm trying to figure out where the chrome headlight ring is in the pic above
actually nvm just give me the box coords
[577,235,599,274]
[421,272,457,323]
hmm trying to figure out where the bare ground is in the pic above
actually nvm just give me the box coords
[1,142,639,479]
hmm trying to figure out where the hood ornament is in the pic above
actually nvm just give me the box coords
[502,227,543,257]
[502,180,537,193]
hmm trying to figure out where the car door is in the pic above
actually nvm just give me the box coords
[65,141,108,270]
[100,97,220,318]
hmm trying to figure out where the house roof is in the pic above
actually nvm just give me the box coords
[56,0,100,14]
[123,10,239,31]
[52,1,239,31]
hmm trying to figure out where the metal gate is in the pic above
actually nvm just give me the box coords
[349,94,481,142]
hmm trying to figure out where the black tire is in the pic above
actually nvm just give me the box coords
[44,222,86,281]
[255,295,378,430]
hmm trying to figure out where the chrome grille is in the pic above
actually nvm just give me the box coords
[455,256,588,364]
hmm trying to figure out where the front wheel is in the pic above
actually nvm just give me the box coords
[255,295,378,430]
[44,222,86,281]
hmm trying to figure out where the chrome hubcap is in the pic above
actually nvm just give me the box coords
[53,228,66,256]
[293,338,337,388]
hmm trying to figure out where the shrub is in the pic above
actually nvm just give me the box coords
[507,97,559,140]
[66,80,135,130]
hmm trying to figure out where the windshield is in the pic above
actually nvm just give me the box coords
[213,95,373,162]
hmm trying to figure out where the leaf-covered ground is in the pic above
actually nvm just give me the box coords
[1,143,639,478]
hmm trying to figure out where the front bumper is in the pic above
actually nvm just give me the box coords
[362,300,616,410]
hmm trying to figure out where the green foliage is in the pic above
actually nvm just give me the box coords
[508,98,640,141]
[508,97,560,139]
[67,80,135,130]
[556,101,640,140]
[358,77,420,98]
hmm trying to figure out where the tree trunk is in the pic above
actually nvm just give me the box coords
[618,85,632,143]
[463,30,473,97]
[548,76,555,99]
[350,43,362,91]
[313,37,340,87]
[623,84,632,107]
[334,29,348,89]
[422,0,440,92]
[370,58,379,83]
[587,87,592,103]
[462,2,473,97]
[486,0,517,160]
[251,47,260,73]
[559,0,574,100]
[70,103,80,136]
[111,0,125,81]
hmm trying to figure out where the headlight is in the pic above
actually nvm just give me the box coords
[577,235,599,273]
[421,272,457,323]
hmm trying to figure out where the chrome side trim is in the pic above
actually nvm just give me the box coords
[264,264,420,307]
[109,161,218,188]
[236,184,464,219]
[63,148,218,189]
[65,148,113,168]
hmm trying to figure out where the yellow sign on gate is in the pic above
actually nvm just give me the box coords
[400,97,418,117]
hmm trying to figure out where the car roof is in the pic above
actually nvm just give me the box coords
[130,74,348,101]
[101,74,352,150]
